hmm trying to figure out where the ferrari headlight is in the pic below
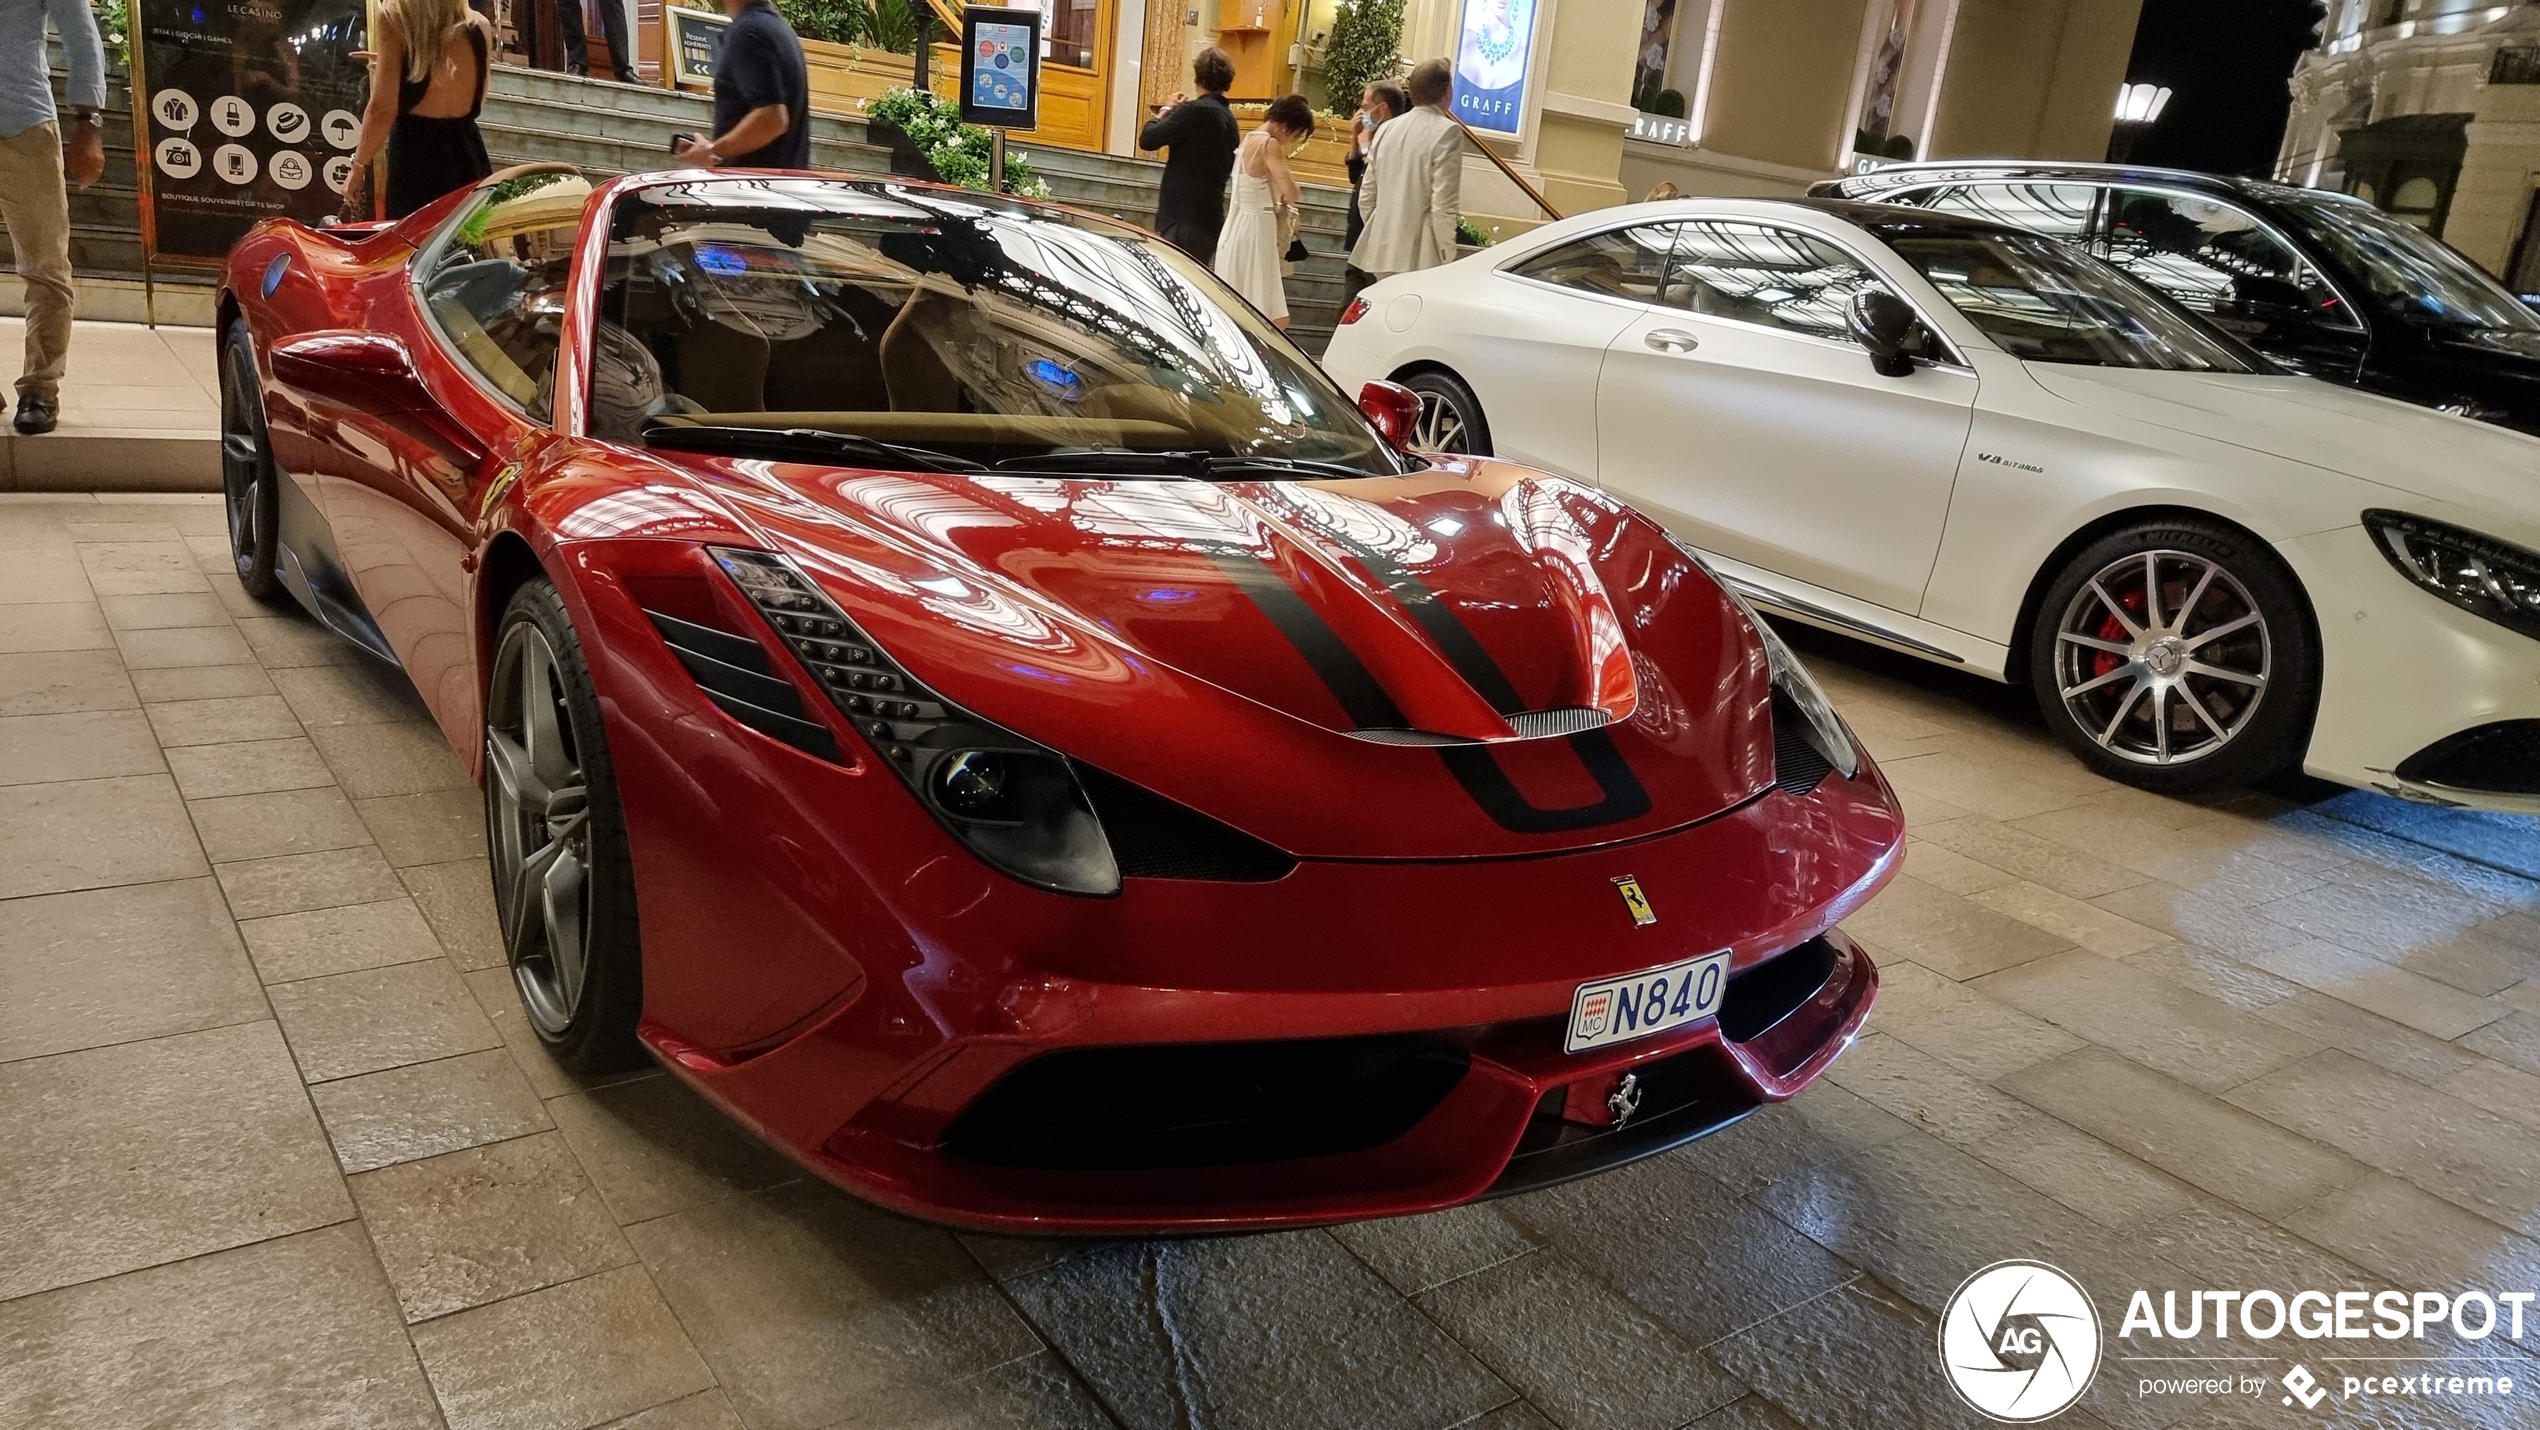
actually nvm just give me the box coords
[712,548,1120,896]
[1667,534,1859,783]
[2364,510,2540,642]
[1754,608,1861,782]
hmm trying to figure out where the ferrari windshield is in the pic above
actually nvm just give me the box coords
[1880,228,2258,372]
[594,178,1402,474]
[2269,190,2540,333]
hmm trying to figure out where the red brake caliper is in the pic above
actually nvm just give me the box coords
[2090,584,2145,682]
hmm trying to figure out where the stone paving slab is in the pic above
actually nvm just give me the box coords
[0,318,218,492]
[0,496,2536,1428]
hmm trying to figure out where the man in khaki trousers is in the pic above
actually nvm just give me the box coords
[2,0,107,435]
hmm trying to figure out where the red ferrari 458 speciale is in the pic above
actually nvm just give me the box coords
[217,164,1902,1233]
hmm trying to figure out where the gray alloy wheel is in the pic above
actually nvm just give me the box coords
[2027,518,2317,795]
[2051,549,2271,767]
[218,323,284,600]
[485,581,643,1069]
[1402,371,1492,456]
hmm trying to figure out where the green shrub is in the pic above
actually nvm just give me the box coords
[1455,217,1491,248]
[865,87,1049,197]
[1648,88,1685,119]
[777,0,873,46]
[868,0,918,53]
[1322,0,1405,117]
[94,0,127,70]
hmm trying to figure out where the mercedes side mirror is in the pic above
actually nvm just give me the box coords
[270,331,488,466]
[1358,379,1423,449]
[1848,290,1921,378]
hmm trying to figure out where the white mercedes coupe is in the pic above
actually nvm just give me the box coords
[1324,198,2540,812]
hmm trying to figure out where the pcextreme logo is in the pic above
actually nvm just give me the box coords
[1940,1260,2103,1422]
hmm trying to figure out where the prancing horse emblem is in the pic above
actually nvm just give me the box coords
[1607,1073,1643,1126]
[1613,875,1656,926]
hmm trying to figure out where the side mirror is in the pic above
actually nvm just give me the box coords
[270,331,487,466]
[1358,379,1423,450]
[1848,290,1921,378]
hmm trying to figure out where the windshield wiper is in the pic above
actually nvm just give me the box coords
[992,448,1210,477]
[1198,455,1392,479]
[643,424,986,473]
[990,449,1389,480]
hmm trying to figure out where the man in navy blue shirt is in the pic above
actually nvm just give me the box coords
[674,0,810,170]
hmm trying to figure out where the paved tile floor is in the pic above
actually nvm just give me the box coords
[4,491,2539,1430]
[0,319,219,489]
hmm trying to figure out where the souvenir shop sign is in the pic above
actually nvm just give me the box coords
[132,0,372,263]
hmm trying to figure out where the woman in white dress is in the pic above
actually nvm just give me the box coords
[1214,95,1317,330]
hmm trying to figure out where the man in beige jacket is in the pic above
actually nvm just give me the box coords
[1350,59,1462,281]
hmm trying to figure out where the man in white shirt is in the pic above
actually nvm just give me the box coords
[1350,59,1462,281]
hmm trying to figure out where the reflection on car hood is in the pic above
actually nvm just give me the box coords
[709,457,1790,859]
[2025,364,2540,533]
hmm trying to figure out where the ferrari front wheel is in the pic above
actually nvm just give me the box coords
[218,322,284,601]
[486,580,645,1072]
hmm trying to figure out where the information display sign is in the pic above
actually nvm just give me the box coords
[958,5,1041,130]
[131,0,371,264]
[663,5,731,92]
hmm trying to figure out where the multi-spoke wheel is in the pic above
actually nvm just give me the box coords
[487,580,643,1070]
[2028,521,2317,794]
[1400,370,1491,456]
[218,323,284,600]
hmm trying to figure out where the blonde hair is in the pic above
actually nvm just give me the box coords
[385,0,471,86]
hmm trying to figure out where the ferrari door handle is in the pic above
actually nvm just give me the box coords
[1643,328,1700,353]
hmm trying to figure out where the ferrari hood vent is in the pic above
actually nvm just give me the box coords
[644,610,841,763]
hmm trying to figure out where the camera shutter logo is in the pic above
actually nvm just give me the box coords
[1939,1260,2102,1422]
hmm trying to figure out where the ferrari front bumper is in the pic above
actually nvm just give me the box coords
[653,924,1877,1236]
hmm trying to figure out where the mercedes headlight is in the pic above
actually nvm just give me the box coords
[713,548,1120,896]
[2364,510,2540,642]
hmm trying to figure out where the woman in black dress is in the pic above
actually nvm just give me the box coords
[342,0,495,220]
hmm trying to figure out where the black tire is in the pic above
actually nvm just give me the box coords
[2026,517,2318,795]
[485,579,645,1072]
[218,322,286,601]
[1400,369,1493,456]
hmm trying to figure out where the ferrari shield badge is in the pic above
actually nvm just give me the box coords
[1613,875,1656,927]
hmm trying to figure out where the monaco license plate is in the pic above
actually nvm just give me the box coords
[1564,951,1732,1054]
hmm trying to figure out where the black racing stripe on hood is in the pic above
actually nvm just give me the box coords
[1204,543,1654,836]
[1438,730,1655,834]
[1198,546,1407,729]
[1272,503,1530,717]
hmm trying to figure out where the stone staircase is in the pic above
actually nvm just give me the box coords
[19,60,1352,348]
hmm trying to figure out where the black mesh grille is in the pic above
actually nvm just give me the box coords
[1076,764,1297,882]
[2395,721,2540,796]
[645,610,841,762]
[941,1035,1469,1170]
[1770,690,1834,795]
